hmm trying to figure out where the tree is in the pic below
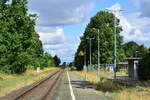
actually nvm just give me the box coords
[138,50,150,80]
[0,0,44,73]
[123,41,148,58]
[40,52,55,68]
[53,55,61,67]
[74,11,125,70]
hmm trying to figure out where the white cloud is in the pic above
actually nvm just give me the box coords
[43,39,77,63]
[107,3,122,11]
[28,0,94,62]
[28,0,94,26]
[36,26,78,63]
[38,27,66,45]
[108,3,150,45]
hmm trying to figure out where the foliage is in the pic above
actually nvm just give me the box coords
[70,66,76,71]
[138,51,150,80]
[0,0,55,74]
[68,62,73,67]
[123,41,148,58]
[53,55,61,67]
[96,78,123,92]
[40,53,55,68]
[76,71,123,92]
[76,71,150,100]
[74,11,125,70]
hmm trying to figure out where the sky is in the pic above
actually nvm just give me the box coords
[28,0,150,63]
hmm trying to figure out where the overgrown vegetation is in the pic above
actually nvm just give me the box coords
[138,50,150,80]
[75,71,150,100]
[0,0,58,74]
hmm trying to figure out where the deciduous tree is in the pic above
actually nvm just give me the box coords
[74,11,125,70]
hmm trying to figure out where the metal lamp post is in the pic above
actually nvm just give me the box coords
[92,28,100,74]
[106,9,124,79]
[97,29,100,73]
[84,49,87,71]
[86,38,94,68]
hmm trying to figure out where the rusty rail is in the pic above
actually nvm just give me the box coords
[14,69,63,100]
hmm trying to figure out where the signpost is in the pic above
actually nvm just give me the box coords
[78,50,87,71]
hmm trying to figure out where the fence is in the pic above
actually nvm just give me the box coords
[86,62,128,72]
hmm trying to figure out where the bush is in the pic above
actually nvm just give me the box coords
[138,51,150,80]
[10,52,31,74]
[96,77,123,92]
[0,65,11,74]
[70,66,76,71]
[40,53,55,68]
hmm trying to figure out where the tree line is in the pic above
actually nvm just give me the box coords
[0,0,61,74]
[74,11,150,73]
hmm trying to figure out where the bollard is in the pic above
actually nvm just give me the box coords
[36,67,40,73]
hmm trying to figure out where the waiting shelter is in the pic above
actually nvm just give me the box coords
[125,58,141,79]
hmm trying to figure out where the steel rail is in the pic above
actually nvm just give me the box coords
[42,70,63,100]
[14,69,63,100]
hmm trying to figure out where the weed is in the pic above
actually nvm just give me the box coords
[75,70,150,100]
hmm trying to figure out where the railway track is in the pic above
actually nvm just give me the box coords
[0,69,64,100]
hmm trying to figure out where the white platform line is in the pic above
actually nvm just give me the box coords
[67,71,76,100]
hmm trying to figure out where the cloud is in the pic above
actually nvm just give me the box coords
[108,3,150,45]
[37,26,78,63]
[38,27,66,45]
[43,39,77,63]
[28,0,94,62]
[28,0,94,26]
[119,12,150,42]
[107,3,122,11]
[132,0,150,17]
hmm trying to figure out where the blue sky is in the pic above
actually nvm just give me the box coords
[28,0,150,63]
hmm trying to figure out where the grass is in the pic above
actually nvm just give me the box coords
[0,67,59,97]
[75,70,150,100]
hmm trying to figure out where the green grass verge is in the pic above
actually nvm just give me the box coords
[0,68,59,97]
